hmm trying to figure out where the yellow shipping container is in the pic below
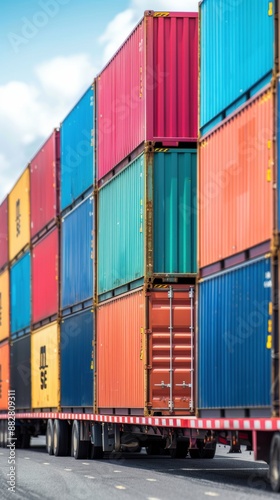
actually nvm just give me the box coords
[9,167,30,261]
[0,341,9,410]
[0,270,9,342]
[31,322,59,409]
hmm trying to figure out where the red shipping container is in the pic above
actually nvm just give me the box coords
[199,87,273,268]
[96,11,198,180]
[32,228,59,324]
[97,285,195,416]
[0,198,8,271]
[30,130,60,239]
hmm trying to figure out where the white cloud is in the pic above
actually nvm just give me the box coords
[35,54,96,102]
[98,9,137,64]
[98,0,198,65]
[132,0,198,12]
[0,53,96,203]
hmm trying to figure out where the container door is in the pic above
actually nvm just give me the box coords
[148,285,195,415]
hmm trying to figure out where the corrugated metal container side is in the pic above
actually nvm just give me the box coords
[97,289,145,410]
[61,309,94,408]
[61,196,94,310]
[31,322,59,409]
[0,198,8,270]
[200,0,273,134]
[32,228,59,325]
[97,11,198,179]
[60,85,94,211]
[30,130,60,238]
[10,251,31,336]
[199,88,273,269]
[8,168,30,261]
[98,149,197,296]
[98,155,144,295]
[278,78,280,230]
[0,341,9,410]
[153,149,197,274]
[97,285,195,415]
[0,269,9,342]
[198,255,271,409]
[10,335,31,409]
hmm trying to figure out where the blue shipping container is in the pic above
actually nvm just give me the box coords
[11,251,31,335]
[200,0,273,135]
[60,309,94,408]
[61,196,94,309]
[198,256,271,409]
[60,85,94,211]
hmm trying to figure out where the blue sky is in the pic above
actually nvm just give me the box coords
[0,0,198,203]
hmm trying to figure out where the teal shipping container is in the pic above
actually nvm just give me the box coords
[200,0,273,135]
[11,251,31,337]
[98,149,197,298]
[60,85,94,211]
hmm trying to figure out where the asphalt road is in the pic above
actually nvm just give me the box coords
[0,438,277,500]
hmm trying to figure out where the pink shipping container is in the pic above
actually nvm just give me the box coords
[30,130,60,240]
[32,227,59,325]
[96,10,198,180]
[0,198,8,271]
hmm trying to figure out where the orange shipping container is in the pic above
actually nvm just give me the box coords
[9,167,30,261]
[97,285,195,416]
[0,341,9,410]
[0,270,9,342]
[31,322,59,409]
[199,87,273,268]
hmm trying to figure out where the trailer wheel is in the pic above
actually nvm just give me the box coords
[46,419,54,455]
[72,420,89,460]
[146,443,162,456]
[189,442,216,459]
[90,444,103,460]
[170,441,189,459]
[269,433,280,492]
[53,420,69,457]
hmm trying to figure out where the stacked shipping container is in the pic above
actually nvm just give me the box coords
[59,87,94,410]
[198,0,274,415]
[96,11,198,415]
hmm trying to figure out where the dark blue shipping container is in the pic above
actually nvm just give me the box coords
[278,78,280,230]
[60,85,94,211]
[198,255,271,409]
[60,309,94,408]
[10,335,31,409]
[61,196,94,310]
[11,251,31,336]
[200,0,273,135]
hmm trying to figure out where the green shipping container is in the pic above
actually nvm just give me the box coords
[97,149,197,298]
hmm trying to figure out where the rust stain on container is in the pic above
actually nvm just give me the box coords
[199,88,273,268]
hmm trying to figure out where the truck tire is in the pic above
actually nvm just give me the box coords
[189,442,216,459]
[53,419,69,456]
[46,419,54,455]
[170,441,189,459]
[72,420,89,460]
[269,433,280,492]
